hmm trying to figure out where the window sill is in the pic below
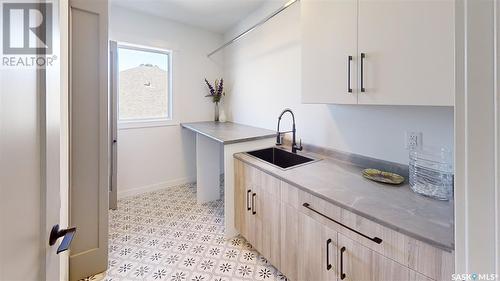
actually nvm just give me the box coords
[118,119,179,130]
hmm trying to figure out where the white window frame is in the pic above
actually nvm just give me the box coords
[116,42,175,129]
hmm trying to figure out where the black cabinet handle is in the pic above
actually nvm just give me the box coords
[347,56,353,93]
[251,193,256,215]
[340,246,346,280]
[302,203,382,244]
[360,53,366,92]
[252,193,256,215]
[247,190,252,211]
[326,238,332,270]
[49,224,77,254]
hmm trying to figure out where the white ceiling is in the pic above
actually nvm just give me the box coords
[112,0,267,34]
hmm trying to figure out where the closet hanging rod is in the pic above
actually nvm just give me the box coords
[207,0,299,57]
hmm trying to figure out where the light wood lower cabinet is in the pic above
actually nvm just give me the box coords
[234,160,255,245]
[234,159,281,267]
[280,202,300,280]
[338,233,408,281]
[297,212,338,281]
[234,159,453,281]
[252,171,281,268]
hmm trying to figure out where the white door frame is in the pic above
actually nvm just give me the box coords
[57,0,70,279]
[109,40,118,210]
[43,0,70,279]
[44,0,71,279]
[455,0,500,274]
[496,0,500,273]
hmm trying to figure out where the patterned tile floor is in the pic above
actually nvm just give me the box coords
[92,182,287,281]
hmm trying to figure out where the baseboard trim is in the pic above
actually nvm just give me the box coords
[117,177,195,199]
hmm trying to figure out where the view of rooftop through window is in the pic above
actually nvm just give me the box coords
[118,46,170,121]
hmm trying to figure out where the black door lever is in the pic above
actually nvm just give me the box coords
[49,224,77,254]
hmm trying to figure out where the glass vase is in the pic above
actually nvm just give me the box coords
[214,102,220,122]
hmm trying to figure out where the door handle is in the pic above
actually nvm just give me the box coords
[252,193,256,215]
[247,189,252,211]
[326,238,332,270]
[49,224,77,254]
[360,53,366,92]
[347,56,353,93]
[340,246,346,280]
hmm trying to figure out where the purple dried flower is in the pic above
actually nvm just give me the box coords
[204,78,226,103]
[204,78,215,96]
[217,79,224,97]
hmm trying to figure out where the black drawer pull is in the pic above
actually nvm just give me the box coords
[252,193,257,215]
[302,203,382,244]
[326,238,332,270]
[247,190,252,211]
[360,53,366,93]
[340,246,346,280]
[347,55,353,93]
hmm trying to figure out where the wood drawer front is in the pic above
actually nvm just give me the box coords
[409,269,434,281]
[407,238,454,281]
[281,181,454,280]
[281,182,406,264]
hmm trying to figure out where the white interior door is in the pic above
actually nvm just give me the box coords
[69,0,109,280]
[0,1,69,280]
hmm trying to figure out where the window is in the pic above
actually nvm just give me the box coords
[117,43,172,127]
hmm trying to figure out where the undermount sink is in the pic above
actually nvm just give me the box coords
[246,147,318,170]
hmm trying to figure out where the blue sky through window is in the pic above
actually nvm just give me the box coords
[118,47,169,72]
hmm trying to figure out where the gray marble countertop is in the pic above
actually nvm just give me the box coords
[234,149,454,252]
[181,121,276,144]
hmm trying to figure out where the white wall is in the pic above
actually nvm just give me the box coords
[222,1,454,165]
[110,6,224,196]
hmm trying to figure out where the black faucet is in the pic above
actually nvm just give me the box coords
[276,108,303,153]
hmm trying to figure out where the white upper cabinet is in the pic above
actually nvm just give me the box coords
[301,0,358,104]
[357,0,454,105]
[301,0,454,106]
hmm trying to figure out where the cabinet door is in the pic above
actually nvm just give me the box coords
[301,0,358,104]
[234,160,256,245]
[280,202,299,280]
[253,172,281,268]
[338,233,408,281]
[357,0,454,106]
[297,212,338,281]
[245,164,260,246]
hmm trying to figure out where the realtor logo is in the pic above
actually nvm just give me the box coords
[2,2,52,55]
